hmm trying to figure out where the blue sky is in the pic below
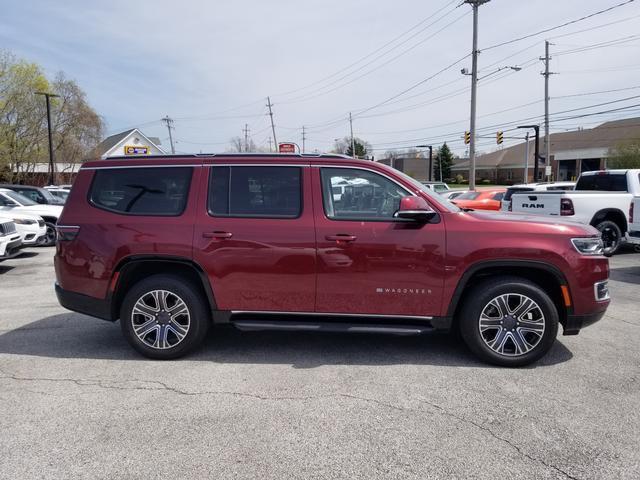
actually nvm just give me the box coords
[2,0,640,156]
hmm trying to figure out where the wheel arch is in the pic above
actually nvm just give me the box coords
[590,208,627,234]
[109,255,218,321]
[447,260,571,330]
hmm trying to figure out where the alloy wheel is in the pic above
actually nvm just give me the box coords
[478,293,545,357]
[131,290,191,350]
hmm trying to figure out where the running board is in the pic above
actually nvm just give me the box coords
[231,320,434,335]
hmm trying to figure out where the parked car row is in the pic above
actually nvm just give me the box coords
[0,185,69,256]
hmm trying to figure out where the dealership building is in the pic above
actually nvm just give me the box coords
[450,117,640,184]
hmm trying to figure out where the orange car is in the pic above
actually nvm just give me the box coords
[452,188,506,211]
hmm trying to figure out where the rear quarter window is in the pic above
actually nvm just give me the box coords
[576,174,628,192]
[89,167,193,216]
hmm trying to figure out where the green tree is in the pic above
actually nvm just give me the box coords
[333,136,371,158]
[0,51,104,182]
[434,142,454,181]
[608,139,640,168]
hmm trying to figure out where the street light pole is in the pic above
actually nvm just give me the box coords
[35,91,59,185]
[464,0,490,191]
[518,125,541,181]
[416,144,433,181]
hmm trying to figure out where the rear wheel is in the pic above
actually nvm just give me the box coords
[459,276,559,367]
[595,220,622,256]
[120,274,210,359]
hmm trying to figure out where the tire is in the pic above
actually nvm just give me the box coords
[120,274,210,359]
[595,220,622,256]
[38,222,57,246]
[458,276,559,367]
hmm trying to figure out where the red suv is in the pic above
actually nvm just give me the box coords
[54,154,610,366]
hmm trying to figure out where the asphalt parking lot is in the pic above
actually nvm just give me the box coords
[0,247,639,480]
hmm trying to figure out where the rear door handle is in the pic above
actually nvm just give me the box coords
[325,234,357,243]
[203,231,233,239]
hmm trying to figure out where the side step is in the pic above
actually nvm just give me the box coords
[231,320,434,336]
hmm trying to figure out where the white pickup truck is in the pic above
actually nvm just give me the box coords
[630,196,640,245]
[511,169,640,255]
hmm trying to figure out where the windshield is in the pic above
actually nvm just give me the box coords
[456,191,481,200]
[504,187,533,201]
[2,190,37,206]
[393,170,460,212]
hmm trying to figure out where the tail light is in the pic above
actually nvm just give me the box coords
[560,198,574,216]
[55,225,80,242]
[630,202,634,223]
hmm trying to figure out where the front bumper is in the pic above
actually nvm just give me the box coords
[0,237,23,261]
[55,283,114,321]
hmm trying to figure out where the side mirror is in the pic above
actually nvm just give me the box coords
[394,196,437,223]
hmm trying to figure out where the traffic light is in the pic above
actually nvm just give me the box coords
[464,131,470,144]
[497,131,504,144]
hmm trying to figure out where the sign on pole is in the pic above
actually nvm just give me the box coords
[278,143,296,154]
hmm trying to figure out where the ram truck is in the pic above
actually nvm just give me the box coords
[511,169,640,255]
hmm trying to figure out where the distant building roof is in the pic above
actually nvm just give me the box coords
[452,117,640,170]
[97,128,164,158]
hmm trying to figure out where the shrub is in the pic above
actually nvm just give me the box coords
[455,174,464,184]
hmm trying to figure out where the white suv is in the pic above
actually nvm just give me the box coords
[0,212,47,245]
[0,219,22,261]
[0,188,62,246]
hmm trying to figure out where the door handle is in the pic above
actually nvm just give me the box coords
[203,231,233,239]
[325,234,357,243]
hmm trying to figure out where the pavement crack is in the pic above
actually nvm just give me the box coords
[417,398,580,480]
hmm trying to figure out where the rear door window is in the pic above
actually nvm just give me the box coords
[208,166,302,218]
[89,167,193,215]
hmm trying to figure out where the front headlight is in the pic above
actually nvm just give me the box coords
[13,218,37,225]
[571,237,604,255]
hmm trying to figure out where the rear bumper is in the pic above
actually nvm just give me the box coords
[55,283,114,321]
[562,310,606,335]
[625,232,640,244]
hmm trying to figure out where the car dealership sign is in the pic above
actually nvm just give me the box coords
[278,143,297,153]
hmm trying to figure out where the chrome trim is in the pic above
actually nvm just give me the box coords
[230,310,433,320]
[81,164,202,170]
[594,280,610,301]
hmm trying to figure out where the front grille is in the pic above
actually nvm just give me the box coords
[37,219,45,227]
[0,222,17,236]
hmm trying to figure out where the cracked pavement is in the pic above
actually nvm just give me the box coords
[0,247,639,479]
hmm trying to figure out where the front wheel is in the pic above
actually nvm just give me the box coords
[459,276,559,367]
[120,275,210,359]
[595,220,622,256]
[38,222,57,246]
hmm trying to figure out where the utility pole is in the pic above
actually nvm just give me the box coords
[35,91,59,185]
[162,116,176,154]
[524,132,530,183]
[242,123,250,152]
[267,137,273,152]
[465,0,490,191]
[349,112,356,158]
[541,40,554,181]
[302,126,306,153]
[266,97,277,151]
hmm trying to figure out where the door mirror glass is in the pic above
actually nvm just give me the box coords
[394,196,437,222]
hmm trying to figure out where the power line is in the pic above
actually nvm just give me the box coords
[483,0,636,51]
[162,116,176,154]
[278,8,469,104]
[271,0,459,98]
